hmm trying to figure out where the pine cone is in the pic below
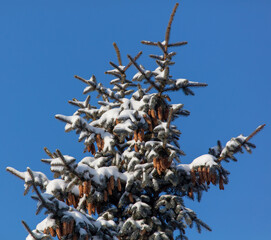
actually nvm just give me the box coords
[128,193,134,203]
[110,176,115,190]
[87,202,92,215]
[83,181,88,196]
[134,130,138,142]
[202,167,207,183]
[62,221,68,236]
[211,172,217,185]
[49,227,56,237]
[117,178,122,191]
[90,143,96,155]
[79,184,83,198]
[206,167,211,185]
[96,134,102,151]
[219,175,224,190]
[198,167,203,184]
[157,106,163,120]
[190,168,196,185]
[55,227,62,240]
[104,190,108,202]
[107,182,112,195]
[138,128,144,142]
[188,187,194,199]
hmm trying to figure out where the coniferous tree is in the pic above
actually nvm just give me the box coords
[7,3,264,240]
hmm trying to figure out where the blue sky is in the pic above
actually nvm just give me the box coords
[1,0,270,239]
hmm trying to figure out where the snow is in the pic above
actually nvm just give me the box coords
[46,179,66,194]
[189,154,218,169]
[36,216,55,231]
[132,66,151,82]
[175,78,188,87]
[96,217,117,229]
[91,108,120,127]
[26,230,48,240]
[220,134,247,158]
[177,164,191,173]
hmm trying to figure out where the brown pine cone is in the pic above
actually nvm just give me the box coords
[87,202,92,215]
[211,172,217,185]
[107,182,112,195]
[198,167,203,184]
[69,220,75,234]
[117,178,122,191]
[128,193,134,203]
[87,180,92,196]
[96,134,102,151]
[206,167,211,185]
[134,130,138,142]
[166,96,171,102]
[202,167,207,183]
[87,145,91,153]
[79,184,83,197]
[83,181,88,196]
[62,221,68,236]
[219,175,224,190]
[72,194,77,207]
[90,143,96,155]
[104,190,108,202]
[68,192,73,206]
[55,227,62,240]
[160,158,167,171]
[188,187,194,199]
[157,106,163,120]
[49,227,56,237]
[156,160,162,175]
[138,128,144,142]
[190,168,196,185]
[153,157,158,168]
[92,204,96,214]
[110,176,115,190]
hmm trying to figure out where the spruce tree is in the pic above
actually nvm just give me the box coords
[7,3,264,240]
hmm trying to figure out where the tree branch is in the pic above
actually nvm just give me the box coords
[164,3,179,53]
[113,42,122,66]
[218,124,266,162]
[127,54,160,92]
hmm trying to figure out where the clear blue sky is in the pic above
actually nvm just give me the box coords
[1,0,270,239]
